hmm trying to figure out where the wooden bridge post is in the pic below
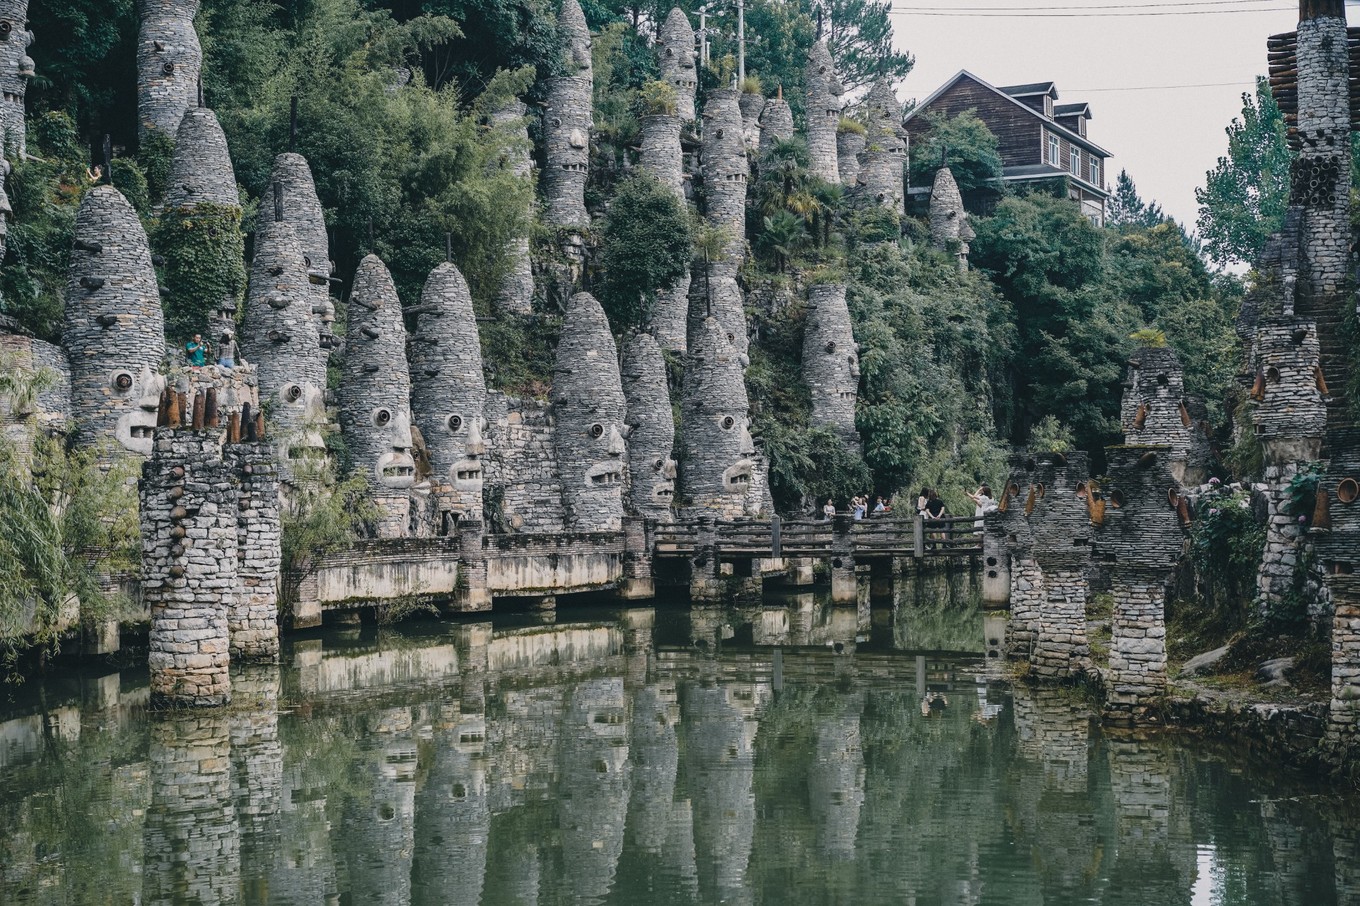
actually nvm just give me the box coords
[913,515,925,558]
[452,519,492,612]
[689,517,723,600]
[830,514,857,604]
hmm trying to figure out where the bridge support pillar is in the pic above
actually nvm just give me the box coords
[689,517,724,601]
[619,516,655,599]
[451,520,491,612]
[981,511,1010,605]
[830,515,857,604]
[786,557,816,586]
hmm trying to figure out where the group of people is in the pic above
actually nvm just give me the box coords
[185,331,245,370]
[818,484,998,526]
[822,495,891,520]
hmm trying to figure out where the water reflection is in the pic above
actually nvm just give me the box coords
[1,588,1358,905]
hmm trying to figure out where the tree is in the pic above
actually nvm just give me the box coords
[597,172,692,331]
[816,0,913,92]
[907,109,1003,197]
[1194,77,1292,268]
[1106,169,1166,231]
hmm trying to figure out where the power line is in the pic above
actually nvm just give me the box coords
[1069,81,1254,91]
[894,0,1282,9]
[890,6,1293,15]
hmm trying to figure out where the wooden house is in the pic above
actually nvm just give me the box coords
[903,70,1111,226]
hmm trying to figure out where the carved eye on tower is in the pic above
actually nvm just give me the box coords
[819,65,827,74]
[824,341,836,354]
[1156,373,1169,386]
[0,21,12,38]
[371,408,393,428]
[162,61,176,76]
[715,128,724,139]
[721,416,736,430]
[111,371,134,393]
[552,117,562,127]
[653,458,665,470]
[446,414,464,433]
[589,423,605,439]
[284,384,304,403]
[666,47,674,57]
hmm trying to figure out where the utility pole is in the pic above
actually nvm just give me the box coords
[737,0,745,85]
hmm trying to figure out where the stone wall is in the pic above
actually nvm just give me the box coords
[640,113,690,351]
[1121,346,1210,486]
[861,77,906,212]
[758,94,794,151]
[804,40,842,184]
[1316,430,1360,753]
[802,282,859,447]
[223,440,281,663]
[739,91,765,152]
[542,0,592,230]
[135,0,202,139]
[140,429,236,707]
[836,129,864,187]
[489,99,535,316]
[0,328,71,459]
[338,255,416,538]
[622,333,676,522]
[928,166,972,271]
[552,291,627,531]
[680,317,763,518]
[482,392,565,533]
[701,89,749,267]
[658,8,697,123]
[63,186,167,457]
[0,0,33,155]
[1026,451,1092,680]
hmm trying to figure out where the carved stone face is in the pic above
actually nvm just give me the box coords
[581,420,626,490]
[275,380,328,464]
[719,413,757,494]
[114,365,166,454]
[444,412,486,495]
[370,404,417,489]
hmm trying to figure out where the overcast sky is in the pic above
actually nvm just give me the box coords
[886,0,1309,232]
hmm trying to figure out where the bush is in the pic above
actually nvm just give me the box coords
[597,172,691,332]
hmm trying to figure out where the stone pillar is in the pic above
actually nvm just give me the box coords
[802,282,860,449]
[659,7,697,123]
[860,77,907,215]
[0,0,34,155]
[541,0,592,231]
[453,519,490,611]
[680,317,764,519]
[688,517,722,600]
[338,254,416,537]
[700,89,750,361]
[135,0,202,140]
[142,712,239,906]
[928,166,973,271]
[224,440,281,662]
[260,152,336,356]
[998,455,1041,657]
[141,426,236,708]
[830,514,857,604]
[409,261,488,526]
[980,509,1009,605]
[620,515,656,599]
[63,186,166,457]
[622,332,676,522]
[804,39,843,184]
[739,90,765,152]
[229,665,283,898]
[552,291,627,531]
[1027,451,1092,681]
[758,92,794,152]
[1316,438,1360,754]
[637,114,691,351]
[489,98,535,316]
[836,128,864,188]
[1098,446,1183,724]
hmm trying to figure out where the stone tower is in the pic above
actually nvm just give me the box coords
[1120,346,1211,487]
[223,438,282,664]
[63,186,167,456]
[339,255,417,538]
[837,126,864,188]
[260,153,336,359]
[164,106,242,338]
[929,166,973,271]
[542,0,593,230]
[0,0,34,155]
[804,39,843,184]
[739,90,766,152]
[136,0,203,140]
[409,262,488,526]
[641,110,691,352]
[622,332,676,522]
[241,206,328,478]
[1025,451,1092,680]
[489,98,535,316]
[802,282,860,448]
[552,291,628,531]
[758,90,794,152]
[659,7,697,123]
[700,89,749,360]
[860,76,907,214]
[1096,446,1183,724]
[680,317,761,518]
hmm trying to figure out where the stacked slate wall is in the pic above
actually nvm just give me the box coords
[1317,431,1360,753]
[1121,346,1211,487]
[260,153,336,361]
[1027,451,1092,680]
[699,89,749,360]
[136,0,202,139]
[758,95,794,151]
[542,0,592,230]
[489,100,535,316]
[659,8,697,123]
[0,0,33,154]
[224,440,281,663]
[928,167,972,272]
[860,78,906,214]
[997,454,1044,654]
[622,333,676,522]
[482,392,565,533]
[680,317,762,518]
[640,111,690,352]
[804,40,842,184]
[801,282,860,448]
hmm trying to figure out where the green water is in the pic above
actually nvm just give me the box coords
[1,587,1356,905]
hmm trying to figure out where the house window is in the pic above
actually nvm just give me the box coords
[1070,147,1080,175]
[1089,157,1100,185]
[1047,133,1060,165]
[1044,95,1053,118]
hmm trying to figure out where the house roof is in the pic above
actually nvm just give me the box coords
[904,70,1112,159]
[1054,102,1092,119]
[999,81,1057,99]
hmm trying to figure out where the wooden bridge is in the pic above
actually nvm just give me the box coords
[651,514,983,562]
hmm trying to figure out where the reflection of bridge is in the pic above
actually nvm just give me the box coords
[292,514,981,625]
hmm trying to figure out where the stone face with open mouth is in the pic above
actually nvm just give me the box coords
[114,365,167,455]
[585,459,624,487]
[722,459,755,493]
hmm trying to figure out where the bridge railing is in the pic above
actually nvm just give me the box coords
[652,513,981,559]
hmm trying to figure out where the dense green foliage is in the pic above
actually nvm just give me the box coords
[907,110,1003,197]
[597,172,691,331]
[153,202,248,343]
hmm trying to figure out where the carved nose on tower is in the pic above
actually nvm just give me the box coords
[390,408,414,451]
[137,366,164,411]
[466,417,486,456]
[738,423,755,456]
[606,425,626,457]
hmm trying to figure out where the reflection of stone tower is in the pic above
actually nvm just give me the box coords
[1097,446,1183,723]
[340,707,417,906]
[164,106,243,338]
[223,440,282,662]
[140,429,236,707]
[1121,346,1211,486]
[0,1,34,154]
[339,255,417,537]
[409,262,487,526]
[1026,451,1092,680]
[142,713,239,906]
[552,291,628,531]
[860,76,906,213]
[63,186,167,457]
[411,708,490,906]
[558,678,631,902]
[659,7,698,123]
[758,91,794,151]
[1104,734,1189,904]
[135,0,202,139]
[802,282,860,449]
[929,166,973,271]
[807,693,866,860]
[542,0,592,230]
[804,39,843,183]
[260,153,336,354]
[680,317,763,518]
[229,666,283,897]
[627,681,682,853]
[622,333,676,522]
[489,98,535,316]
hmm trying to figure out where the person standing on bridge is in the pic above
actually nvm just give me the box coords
[967,485,997,528]
[924,489,946,547]
[823,498,836,520]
